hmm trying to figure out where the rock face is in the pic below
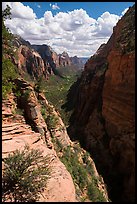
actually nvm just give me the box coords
[32,45,73,72]
[2,91,77,202]
[70,56,85,69]
[12,36,84,80]
[59,51,72,67]
[14,78,72,149]
[68,5,135,202]
[32,44,59,75]
[16,45,47,79]
[12,36,48,80]
[32,46,72,72]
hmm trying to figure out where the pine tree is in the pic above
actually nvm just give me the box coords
[2,5,18,99]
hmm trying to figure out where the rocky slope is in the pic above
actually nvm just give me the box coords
[68,4,135,202]
[2,92,76,202]
[2,77,109,202]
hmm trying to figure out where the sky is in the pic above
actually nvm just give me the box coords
[2,2,135,57]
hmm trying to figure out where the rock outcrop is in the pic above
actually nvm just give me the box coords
[2,91,77,202]
[14,78,72,149]
[31,44,59,74]
[68,4,135,202]
[70,56,85,69]
[11,36,48,80]
[16,45,47,79]
[59,51,72,67]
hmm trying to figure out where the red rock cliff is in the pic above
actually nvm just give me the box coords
[68,4,135,202]
[12,36,48,80]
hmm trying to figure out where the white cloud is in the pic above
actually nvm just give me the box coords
[94,12,120,37]
[2,2,36,19]
[50,3,60,10]
[121,8,128,15]
[2,2,122,57]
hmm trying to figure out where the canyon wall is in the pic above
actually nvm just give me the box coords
[68,5,135,202]
[12,36,48,80]
[12,36,85,80]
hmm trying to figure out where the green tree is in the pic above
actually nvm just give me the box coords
[2,5,13,54]
[2,145,51,202]
[2,5,18,99]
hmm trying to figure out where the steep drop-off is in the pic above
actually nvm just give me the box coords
[67,5,135,202]
[2,78,109,202]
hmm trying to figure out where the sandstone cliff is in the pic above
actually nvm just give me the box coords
[11,36,84,81]
[68,4,135,202]
[12,36,48,80]
[31,44,59,75]
[59,51,72,67]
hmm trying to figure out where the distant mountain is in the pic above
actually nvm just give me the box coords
[70,56,87,69]
[79,57,89,65]
[11,35,87,80]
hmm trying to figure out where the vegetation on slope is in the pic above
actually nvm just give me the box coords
[51,138,107,202]
[35,65,82,126]
[2,145,51,202]
[37,93,108,202]
[2,5,18,99]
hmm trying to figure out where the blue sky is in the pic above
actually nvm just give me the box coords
[21,2,134,19]
[3,2,135,57]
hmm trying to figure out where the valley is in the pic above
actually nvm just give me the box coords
[2,3,135,203]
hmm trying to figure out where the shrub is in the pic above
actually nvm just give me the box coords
[87,181,106,202]
[54,138,64,152]
[60,146,88,191]
[46,114,59,130]
[40,106,47,121]
[2,57,17,99]
[15,108,24,116]
[2,145,51,202]
[23,89,31,101]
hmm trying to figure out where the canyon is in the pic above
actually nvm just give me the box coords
[2,4,135,202]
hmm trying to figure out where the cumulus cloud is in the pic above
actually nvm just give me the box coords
[2,2,36,19]
[50,3,60,10]
[93,12,120,37]
[2,2,126,57]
